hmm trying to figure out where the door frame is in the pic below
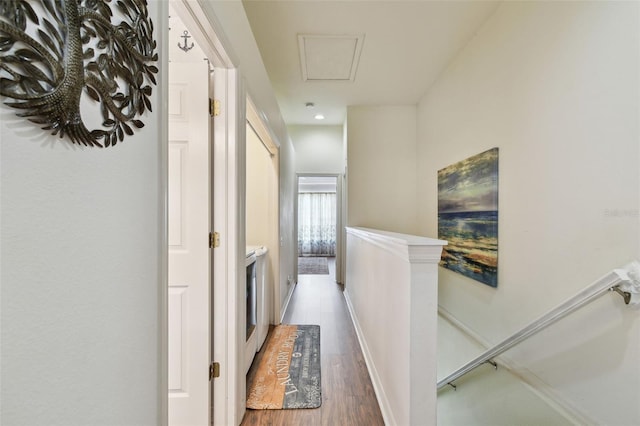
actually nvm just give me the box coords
[246,97,281,326]
[295,173,344,283]
[163,1,244,425]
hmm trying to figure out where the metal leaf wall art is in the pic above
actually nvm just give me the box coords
[0,0,158,147]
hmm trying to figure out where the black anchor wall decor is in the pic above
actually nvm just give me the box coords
[178,30,194,52]
[0,0,159,148]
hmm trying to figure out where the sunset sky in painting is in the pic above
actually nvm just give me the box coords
[438,148,499,214]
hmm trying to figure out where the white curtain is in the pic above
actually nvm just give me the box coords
[298,192,336,257]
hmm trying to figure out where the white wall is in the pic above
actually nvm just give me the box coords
[341,123,348,284]
[290,125,345,282]
[288,125,344,174]
[278,135,297,320]
[0,2,165,424]
[346,106,418,234]
[417,2,639,424]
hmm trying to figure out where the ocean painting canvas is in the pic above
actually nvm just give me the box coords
[438,148,499,287]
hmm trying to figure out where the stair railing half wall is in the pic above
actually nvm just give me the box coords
[438,260,640,391]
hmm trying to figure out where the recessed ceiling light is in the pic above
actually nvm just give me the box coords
[305,102,315,109]
[314,114,325,120]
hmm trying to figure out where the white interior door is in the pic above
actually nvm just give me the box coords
[168,60,210,426]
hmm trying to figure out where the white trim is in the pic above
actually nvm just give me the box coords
[335,177,343,284]
[211,68,233,426]
[279,280,296,323]
[344,290,395,426]
[232,75,247,425]
[246,96,280,152]
[158,1,170,425]
[345,226,447,262]
[210,69,245,426]
[340,171,347,286]
[296,173,345,283]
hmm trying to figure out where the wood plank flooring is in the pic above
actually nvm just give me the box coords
[241,259,385,426]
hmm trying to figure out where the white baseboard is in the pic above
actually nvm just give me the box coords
[344,290,396,426]
[438,306,596,426]
[279,279,296,323]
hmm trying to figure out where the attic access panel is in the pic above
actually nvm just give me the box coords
[298,34,364,82]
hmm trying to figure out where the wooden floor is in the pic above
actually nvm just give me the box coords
[241,259,385,426]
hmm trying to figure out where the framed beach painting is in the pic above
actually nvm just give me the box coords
[438,148,499,287]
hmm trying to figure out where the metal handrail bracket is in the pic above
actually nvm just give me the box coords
[437,260,640,390]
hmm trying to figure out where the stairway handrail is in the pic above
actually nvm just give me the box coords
[437,261,640,390]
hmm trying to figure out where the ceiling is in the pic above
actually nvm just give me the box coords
[242,0,500,126]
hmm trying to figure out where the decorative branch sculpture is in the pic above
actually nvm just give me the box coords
[0,0,158,147]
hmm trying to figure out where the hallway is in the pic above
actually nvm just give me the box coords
[241,258,385,426]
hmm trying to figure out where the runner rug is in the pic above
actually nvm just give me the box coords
[247,324,321,410]
[298,257,329,275]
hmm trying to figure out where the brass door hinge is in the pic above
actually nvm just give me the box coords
[209,362,220,380]
[209,232,220,248]
[209,99,220,117]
